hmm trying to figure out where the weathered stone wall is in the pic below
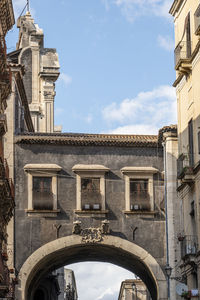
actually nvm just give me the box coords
[19,48,32,104]
[14,141,165,275]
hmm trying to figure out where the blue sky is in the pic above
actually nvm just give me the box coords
[7,0,177,135]
[7,1,176,298]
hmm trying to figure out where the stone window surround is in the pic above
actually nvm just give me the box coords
[72,164,110,214]
[24,164,61,216]
[121,167,158,213]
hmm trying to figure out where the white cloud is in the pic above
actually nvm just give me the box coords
[157,34,174,51]
[102,85,177,134]
[97,287,115,299]
[106,124,159,134]
[101,0,110,11]
[66,262,135,300]
[59,73,72,86]
[113,0,173,22]
[85,114,93,123]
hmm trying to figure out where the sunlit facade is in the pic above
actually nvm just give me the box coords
[170,0,200,297]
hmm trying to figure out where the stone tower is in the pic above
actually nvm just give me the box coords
[16,12,61,133]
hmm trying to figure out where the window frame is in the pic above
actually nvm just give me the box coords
[24,164,61,216]
[72,164,109,213]
[32,176,53,210]
[121,167,158,213]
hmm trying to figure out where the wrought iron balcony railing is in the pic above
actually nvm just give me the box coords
[194,4,200,35]
[181,235,198,258]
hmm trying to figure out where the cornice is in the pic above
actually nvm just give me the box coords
[169,0,184,16]
[15,132,160,148]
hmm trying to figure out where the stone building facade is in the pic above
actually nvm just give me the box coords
[3,60,35,296]
[0,0,15,298]
[5,8,178,300]
[169,0,200,298]
[159,125,180,300]
[14,132,167,300]
[118,279,151,300]
[64,269,78,300]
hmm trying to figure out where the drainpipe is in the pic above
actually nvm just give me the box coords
[162,141,171,300]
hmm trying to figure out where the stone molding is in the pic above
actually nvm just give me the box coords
[121,167,158,211]
[15,133,160,148]
[72,164,109,211]
[24,164,61,211]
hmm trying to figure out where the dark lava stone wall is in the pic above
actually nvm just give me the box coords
[14,142,165,271]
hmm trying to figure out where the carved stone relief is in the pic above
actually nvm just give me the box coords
[73,220,110,243]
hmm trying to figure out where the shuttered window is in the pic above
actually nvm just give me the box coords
[188,119,194,167]
[81,178,101,210]
[130,179,150,210]
[32,177,53,210]
[198,131,200,154]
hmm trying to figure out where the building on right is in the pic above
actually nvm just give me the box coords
[118,279,151,300]
[64,269,78,300]
[169,0,200,296]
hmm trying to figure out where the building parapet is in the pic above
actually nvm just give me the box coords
[14,132,160,147]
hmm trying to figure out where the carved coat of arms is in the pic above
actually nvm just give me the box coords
[81,228,103,243]
[72,220,110,243]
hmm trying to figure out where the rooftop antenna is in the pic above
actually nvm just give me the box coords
[19,0,30,18]
[27,0,30,12]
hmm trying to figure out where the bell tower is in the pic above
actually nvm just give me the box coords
[16,12,61,132]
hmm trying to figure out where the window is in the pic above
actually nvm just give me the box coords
[81,178,101,210]
[185,13,191,57]
[72,164,109,213]
[188,119,194,167]
[130,179,150,211]
[121,167,158,213]
[198,131,200,154]
[24,164,61,216]
[32,177,53,210]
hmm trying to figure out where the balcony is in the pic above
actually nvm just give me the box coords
[0,37,12,110]
[0,157,9,179]
[194,4,200,35]
[177,154,194,182]
[0,37,6,73]
[174,41,192,74]
[0,157,14,224]
[0,70,12,110]
[0,114,7,135]
[0,253,9,298]
[181,235,198,258]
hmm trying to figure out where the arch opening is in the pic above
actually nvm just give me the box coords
[17,235,167,300]
[33,289,46,300]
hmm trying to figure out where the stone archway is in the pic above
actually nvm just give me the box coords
[33,288,47,300]
[17,235,167,300]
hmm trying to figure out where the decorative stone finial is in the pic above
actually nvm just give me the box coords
[72,221,82,235]
[101,219,110,234]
